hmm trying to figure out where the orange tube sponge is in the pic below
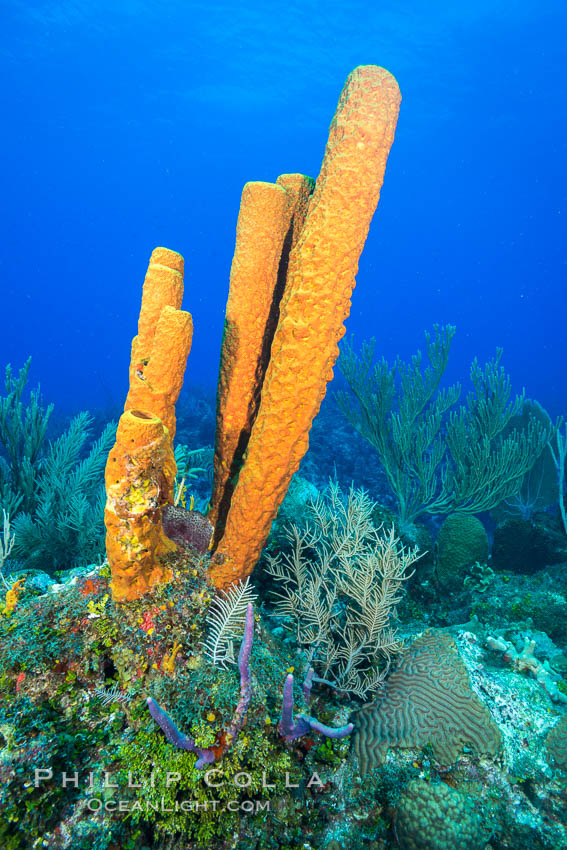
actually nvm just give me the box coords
[275,173,314,254]
[209,177,314,534]
[105,409,177,602]
[125,248,192,440]
[209,65,401,589]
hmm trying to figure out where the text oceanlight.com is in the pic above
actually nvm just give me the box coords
[87,798,270,814]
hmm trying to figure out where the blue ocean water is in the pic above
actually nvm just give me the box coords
[2,0,565,418]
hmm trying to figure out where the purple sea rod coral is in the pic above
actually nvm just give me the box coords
[278,672,354,743]
[147,603,254,768]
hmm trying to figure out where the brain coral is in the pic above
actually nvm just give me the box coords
[352,630,501,774]
[395,779,487,850]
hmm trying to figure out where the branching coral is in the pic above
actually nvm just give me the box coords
[278,672,353,742]
[0,361,115,577]
[265,481,420,698]
[147,603,254,768]
[202,577,257,668]
[0,358,53,516]
[337,327,552,525]
[12,412,115,575]
[0,510,15,588]
[549,419,567,534]
[487,634,567,704]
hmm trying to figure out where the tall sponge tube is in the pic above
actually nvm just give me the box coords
[209,176,315,539]
[105,246,192,601]
[209,65,401,589]
[209,181,294,532]
[125,247,192,440]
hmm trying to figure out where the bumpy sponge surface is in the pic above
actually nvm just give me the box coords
[210,176,315,539]
[210,181,296,530]
[104,410,177,602]
[125,247,192,440]
[210,65,401,589]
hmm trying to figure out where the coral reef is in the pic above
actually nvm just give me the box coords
[545,715,567,771]
[486,633,567,703]
[147,602,255,768]
[464,563,567,642]
[3,63,567,850]
[491,515,567,573]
